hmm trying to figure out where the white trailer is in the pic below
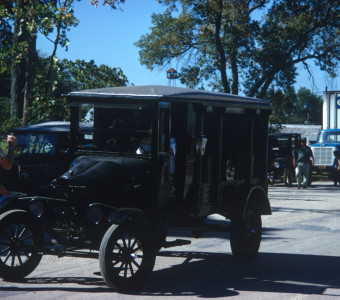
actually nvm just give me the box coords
[323,90,340,129]
[311,91,340,176]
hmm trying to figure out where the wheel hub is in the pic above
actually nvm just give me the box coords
[9,237,23,253]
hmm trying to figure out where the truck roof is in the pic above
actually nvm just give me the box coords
[66,85,271,110]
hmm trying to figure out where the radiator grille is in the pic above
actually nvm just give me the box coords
[312,147,335,166]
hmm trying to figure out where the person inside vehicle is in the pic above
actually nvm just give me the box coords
[0,135,16,195]
[331,148,340,186]
[136,133,152,154]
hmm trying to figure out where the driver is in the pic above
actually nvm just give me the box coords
[0,135,16,195]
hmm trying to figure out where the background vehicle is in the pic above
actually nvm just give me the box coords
[310,129,340,175]
[0,85,272,291]
[268,133,301,186]
[12,121,89,194]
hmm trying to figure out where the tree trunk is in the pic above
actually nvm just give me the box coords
[11,0,37,125]
[215,0,230,94]
[231,50,239,95]
[23,34,37,126]
[10,0,27,121]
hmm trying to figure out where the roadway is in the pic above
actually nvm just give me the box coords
[0,181,339,299]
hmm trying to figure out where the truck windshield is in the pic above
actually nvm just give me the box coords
[77,104,153,155]
[318,132,340,143]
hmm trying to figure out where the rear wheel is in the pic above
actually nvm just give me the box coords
[230,210,262,262]
[0,211,43,280]
[99,223,156,291]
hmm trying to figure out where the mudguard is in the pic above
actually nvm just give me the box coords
[107,208,152,227]
[244,185,271,217]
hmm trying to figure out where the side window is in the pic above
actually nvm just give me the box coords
[221,110,251,181]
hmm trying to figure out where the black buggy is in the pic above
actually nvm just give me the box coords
[0,85,272,291]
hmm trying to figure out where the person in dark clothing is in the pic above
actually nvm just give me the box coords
[0,135,16,195]
[293,138,314,189]
[332,149,340,186]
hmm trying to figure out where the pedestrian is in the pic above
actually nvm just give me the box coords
[293,138,314,189]
[0,135,16,195]
[331,148,340,186]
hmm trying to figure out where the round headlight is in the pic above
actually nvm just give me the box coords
[86,206,103,225]
[29,200,44,218]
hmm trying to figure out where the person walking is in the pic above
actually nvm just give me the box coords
[293,138,314,189]
[331,148,340,186]
[0,135,16,195]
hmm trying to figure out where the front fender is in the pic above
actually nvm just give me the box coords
[107,208,151,227]
[0,194,28,213]
[0,195,46,222]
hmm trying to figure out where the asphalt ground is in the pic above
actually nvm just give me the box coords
[0,181,339,299]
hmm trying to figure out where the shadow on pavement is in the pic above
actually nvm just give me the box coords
[139,251,340,297]
[1,251,339,297]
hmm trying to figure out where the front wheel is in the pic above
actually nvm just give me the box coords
[230,210,262,262]
[0,210,43,280]
[99,223,156,291]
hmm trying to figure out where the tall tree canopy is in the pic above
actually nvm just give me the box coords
[0,0,125,125]
[1,0,80,124]
[27,57,128,124]
[136,0,340,97]
[267,87,322,126]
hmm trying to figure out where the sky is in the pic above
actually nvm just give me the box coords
[36,0,339,96]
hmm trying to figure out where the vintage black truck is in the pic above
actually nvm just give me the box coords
[0,85,272,291]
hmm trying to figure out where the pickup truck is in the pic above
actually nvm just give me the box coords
[310,129,340,174]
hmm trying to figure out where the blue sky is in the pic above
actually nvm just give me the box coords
[36,0,339,95]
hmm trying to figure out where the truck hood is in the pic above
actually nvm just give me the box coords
[311,142,340,148]
[57,156,150,188]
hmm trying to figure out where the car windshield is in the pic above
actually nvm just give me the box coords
[318,132,340,143]
[15,133,57,155]
[77,104,153,155]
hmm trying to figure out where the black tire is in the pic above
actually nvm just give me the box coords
[230,210,262,262]
[284,167,293,186]
[0,210,43,280]
[99,223,156,291]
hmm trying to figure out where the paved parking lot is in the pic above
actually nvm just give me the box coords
[0,181,339,299]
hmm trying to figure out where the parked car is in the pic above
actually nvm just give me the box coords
[12,121,89,194]
[0,85,272,291]
[268,133,301,186]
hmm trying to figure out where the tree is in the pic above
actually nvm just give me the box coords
[1,0,80,125]
[136,0,339,96]
[27,57,129,123]
[2,0,125,125]
[295,88,322,125]
[267,87,322,126]
[245,0,340,98]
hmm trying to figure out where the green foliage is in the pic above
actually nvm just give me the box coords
[1,0,129,132]
[137,0,339,96]
[0,18,12,99]
[62,59,129,90]
[26,56,129,124]
[267,87,322,126]
[37,1,80,51]
[295,88,323,124]
[90,0,125,9]
[0,117,22,138]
